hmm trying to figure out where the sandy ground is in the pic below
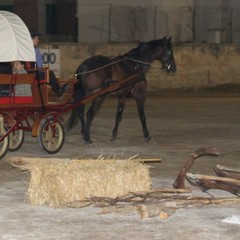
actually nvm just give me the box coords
[0,93,240,240]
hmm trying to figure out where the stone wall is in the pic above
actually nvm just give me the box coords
[43,42,240,92]
[76,0,193,43]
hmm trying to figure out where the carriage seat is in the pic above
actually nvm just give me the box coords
[0,72,48,106]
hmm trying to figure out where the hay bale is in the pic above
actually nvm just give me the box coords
[8,157,151,208]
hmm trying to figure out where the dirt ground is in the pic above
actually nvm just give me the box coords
[0,92,240,240]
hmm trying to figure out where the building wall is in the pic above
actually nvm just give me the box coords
[2,0,240,44]
[42,42,240,91]
[193,0,240,43]
[76,0,193,43]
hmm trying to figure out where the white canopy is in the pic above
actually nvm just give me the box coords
[0,11,35,62]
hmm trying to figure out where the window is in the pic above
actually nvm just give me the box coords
[46,4,57,34]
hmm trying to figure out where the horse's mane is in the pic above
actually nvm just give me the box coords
[124,37,169,59]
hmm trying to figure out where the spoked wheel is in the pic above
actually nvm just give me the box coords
[0,126,9,159]
[38,118,65,154]
[9,130,24,151]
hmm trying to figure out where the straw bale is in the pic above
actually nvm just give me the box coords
[8,157,151,208]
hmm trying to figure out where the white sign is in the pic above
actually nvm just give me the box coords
[40,49,60,77]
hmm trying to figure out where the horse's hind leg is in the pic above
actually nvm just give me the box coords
[135,96,151,142]
[77,105,85,136]
[111,97,126,142]
[84,97,104,144]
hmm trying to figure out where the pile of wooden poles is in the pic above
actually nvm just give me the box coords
[174,146,240,196]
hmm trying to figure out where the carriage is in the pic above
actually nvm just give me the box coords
[0,11,176,160]
[0,11,76,159]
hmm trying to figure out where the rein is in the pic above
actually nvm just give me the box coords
[125,57,151,66]
[126,57,165,70]
[75,57,162,77]
[75,58,123,76]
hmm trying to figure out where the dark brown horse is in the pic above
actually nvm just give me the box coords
[67,37,176,144]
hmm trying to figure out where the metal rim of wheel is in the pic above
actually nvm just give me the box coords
[39,118,65,154]
[9,130,24,151]
[0,126,9,160]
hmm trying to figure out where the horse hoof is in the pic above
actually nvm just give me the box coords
[145,136,152,142]
[111,137,117,142]
[84,140,92,145]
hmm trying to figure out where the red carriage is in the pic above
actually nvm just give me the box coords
[0,11,75,159]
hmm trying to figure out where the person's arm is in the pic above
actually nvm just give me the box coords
[34,47,44,68]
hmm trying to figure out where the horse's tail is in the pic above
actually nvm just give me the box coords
[66,64,87,131]
[66,107,79,131]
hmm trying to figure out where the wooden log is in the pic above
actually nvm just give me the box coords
[173,147,219,189]
[214,165,240,180]
[134,158,161,163]
[186,173,240,184]
[186,173,240,195]
[215,165,240,173]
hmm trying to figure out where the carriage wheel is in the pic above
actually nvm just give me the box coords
[0,126,9,159]
[9,130,24,151]
[39,118,65,154]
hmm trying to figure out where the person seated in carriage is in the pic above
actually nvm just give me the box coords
[12,61,27,74]
[24,31,67,97]
[12,61,32,97]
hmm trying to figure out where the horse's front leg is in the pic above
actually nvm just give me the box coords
[84,97,104,144]
[111,97,126,141]
[135,96,151,142]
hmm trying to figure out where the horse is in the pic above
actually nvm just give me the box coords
[67,37,176,144]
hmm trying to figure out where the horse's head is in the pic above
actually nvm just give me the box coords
[158,37,176,73]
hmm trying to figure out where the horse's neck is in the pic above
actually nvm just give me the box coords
[133,46,159,63]
[120,46,159,72]
[141,48,160,63]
